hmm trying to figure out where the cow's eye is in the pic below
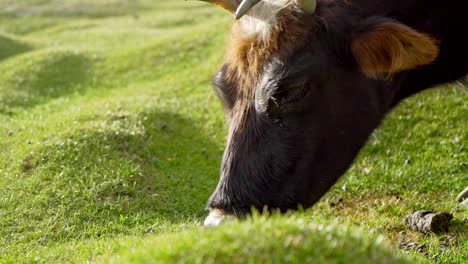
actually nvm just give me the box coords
[274,82,309,105]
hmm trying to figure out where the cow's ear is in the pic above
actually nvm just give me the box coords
[351,18,439,79]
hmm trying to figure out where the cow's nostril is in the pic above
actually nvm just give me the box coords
[204,209,233,227]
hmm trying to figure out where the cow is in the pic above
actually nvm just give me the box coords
[195,0,468,226]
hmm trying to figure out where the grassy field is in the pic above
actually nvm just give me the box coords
[0,0,466,263]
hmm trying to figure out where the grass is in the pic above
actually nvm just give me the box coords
[98,214,416,264]
[0,0,466,263]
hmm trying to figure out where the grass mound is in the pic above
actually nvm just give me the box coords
[0,33,33,60]
[99,216,416,264]
[0,49,94,110]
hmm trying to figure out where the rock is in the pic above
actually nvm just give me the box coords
[399,241,426,251]
[417,244,427,253]
[439,235,457,251]
[145,226,154,233]
[341,185,348,192]
[452,137,461,144]
[37,237,48,243]
[456,187,468,202]
[459,199,468,208]
[404,210,453,234]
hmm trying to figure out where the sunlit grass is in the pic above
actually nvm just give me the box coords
[0,0,466,263]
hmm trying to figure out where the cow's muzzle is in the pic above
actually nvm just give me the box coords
[204,209,234,227]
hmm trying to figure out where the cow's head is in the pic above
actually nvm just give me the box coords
[199,0,439,226]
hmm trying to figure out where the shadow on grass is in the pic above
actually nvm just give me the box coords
[6,110,222,242]
[0,50,95,113]
[0,34,33,61]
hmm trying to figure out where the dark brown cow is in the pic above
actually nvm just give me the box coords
[196,0,468,226]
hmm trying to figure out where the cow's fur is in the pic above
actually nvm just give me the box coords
[206,0,468,216]
[351,20,439,79]
[236,0,293,40]
[226,2,310,94]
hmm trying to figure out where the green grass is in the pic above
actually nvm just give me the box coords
[98,214,417,264]
[0,0,466,263]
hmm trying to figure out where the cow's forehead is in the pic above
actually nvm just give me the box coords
[236,0,294,41]
[225,0,310,97]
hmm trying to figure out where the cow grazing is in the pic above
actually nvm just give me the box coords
[196,0,468,226]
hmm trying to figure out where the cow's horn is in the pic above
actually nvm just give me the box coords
[235,0,261,20]
[298,0,316,14]
[196,0,238,13]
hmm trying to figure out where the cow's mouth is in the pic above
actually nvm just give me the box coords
[204,209,233,227]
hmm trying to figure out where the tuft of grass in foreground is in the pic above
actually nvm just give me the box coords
[98,215,418,264]
[0,0,466,263]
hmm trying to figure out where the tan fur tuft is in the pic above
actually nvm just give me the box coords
[225,5,313,98]
[351,22,439,80]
